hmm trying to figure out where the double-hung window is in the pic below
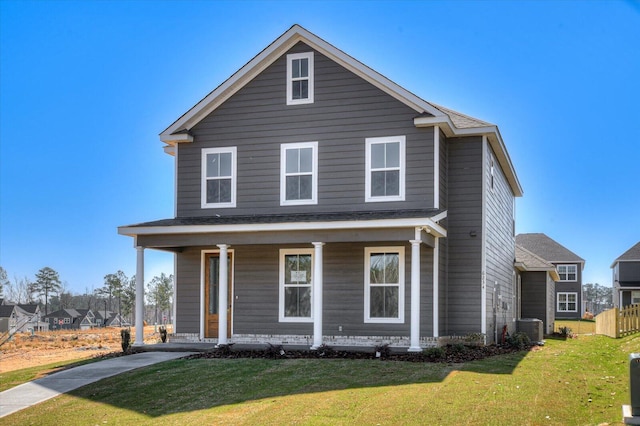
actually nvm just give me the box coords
[365,136,406,202]
[279,249,313,322]
[281,142,318,205]
[557,264,577,281]
[632,291,640,305]
[201,147,237,208]
[364,247,405,323]
[286,52,314,105]
[557,292,577,312]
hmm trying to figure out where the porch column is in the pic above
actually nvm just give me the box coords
[311,242,324,350]
[135,246,145,345]
[217,244,229,346]
[433,237,439,338]
[409,239,422,352]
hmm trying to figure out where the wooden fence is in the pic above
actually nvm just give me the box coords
[595,305,640,338]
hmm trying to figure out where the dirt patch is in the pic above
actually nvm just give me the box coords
[0,326,164,373]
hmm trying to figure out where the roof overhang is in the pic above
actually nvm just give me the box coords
[415,115,523,197]
[514,262,561,281]
[119,215,447,240]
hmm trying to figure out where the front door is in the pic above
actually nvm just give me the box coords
[204,252,232,338]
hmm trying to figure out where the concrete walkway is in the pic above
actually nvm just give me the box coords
[0,351,195,418]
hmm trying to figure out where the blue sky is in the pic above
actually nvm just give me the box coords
[1,0,639,295]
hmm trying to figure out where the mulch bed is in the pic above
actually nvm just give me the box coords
[185,343,528,363]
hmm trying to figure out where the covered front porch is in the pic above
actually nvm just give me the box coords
[119,209,447,352]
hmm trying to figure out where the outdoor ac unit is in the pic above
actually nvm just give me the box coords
[631,353,640,416]
[516,318,543,343]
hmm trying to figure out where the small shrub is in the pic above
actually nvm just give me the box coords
[424,346,445,360]
[558,326,574,338]
[215,343,234,356]
[450,342,468,354]
[463,332,485,346]
[159,326,167,343]
[374,343,391,359]
[315,344,335,357]
[265,343,286,359]
[120,328,131,353]
[506,332,531,350]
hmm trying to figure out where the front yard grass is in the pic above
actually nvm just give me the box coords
[3,333,636,426]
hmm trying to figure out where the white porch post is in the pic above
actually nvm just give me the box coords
[409,238,422,352]
[311,242,324,350]
[135,246,145,345]
[217,244,229,346]
[433,237,439,338]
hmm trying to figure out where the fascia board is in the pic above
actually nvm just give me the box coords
[160,25,446,141]
[118,216,447,238]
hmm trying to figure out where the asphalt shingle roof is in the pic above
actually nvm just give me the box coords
[516,233,584,264]
[614,241,640,263]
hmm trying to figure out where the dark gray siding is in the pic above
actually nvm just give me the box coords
[175,241,435,337]
[619,262,640,285]
[175,249,202,333]
[177,42,435,217]
[484,143,517,341]
[520,271,548,322]
[445,136,483,335]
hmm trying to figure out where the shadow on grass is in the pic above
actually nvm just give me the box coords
[62,348,531,418]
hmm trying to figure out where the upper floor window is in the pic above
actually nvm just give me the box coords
[557,264,577,281]
[286,52,314,105]
[281,142,318,205]
[557,292,577,312]
[364,247,405,323]
[279,249,314,322]
[201,147,237,208]
[365,136,406,202]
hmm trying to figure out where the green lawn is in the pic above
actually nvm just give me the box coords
[0,357,98,392]
[3,333,637,426]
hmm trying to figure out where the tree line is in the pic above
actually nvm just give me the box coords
[0,266,173,325]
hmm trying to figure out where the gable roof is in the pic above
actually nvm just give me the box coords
[516,233,585,267]
[611,241,640,267]
[515,244,561,281]
[0,304,16,318]
[17,304,39,314]
[159,24,522,197]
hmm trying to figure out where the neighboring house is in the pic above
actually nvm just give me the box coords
[0,302,45,333]
[95,310,129,327]
[44,308,94,330]
[514,244,560,334]
[119,25,523,349]
[516,233,585,320]
[611,241,640,308]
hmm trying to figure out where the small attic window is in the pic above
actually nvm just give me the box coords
[287,52,314,105]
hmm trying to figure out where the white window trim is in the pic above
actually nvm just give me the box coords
[286,52,314,105]
[365,136,406,202]
[364,246,405,323]
[280,141,318,206]
[279,248,314,323]
[557,264,578,282]
[557,292,578,312]
[632,291,640,305]
[201,147,237,208]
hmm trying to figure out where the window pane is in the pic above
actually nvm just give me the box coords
[385,142,400,167]
[384,254,399,283]
[299,175,312,199]
[286,149,299,173]
[219,179,232,202]
[300,58,308,77]
[371,144,385,168]
[285,254,311,284]
[285,287,311,317]
[300,80,308,99]
[219,152,232,177]
[207,180,221,203]
[209,257,219,315]
[206,153,220,177]
[286,176,300,200]
[370,286,399,318]
[299,147,313,172]
[370,253,385,283]
[385,170,400,196]
[371,171,386,196]
[292,59,301,78]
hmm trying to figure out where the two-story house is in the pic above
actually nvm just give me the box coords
[119,25,523,349]
[516,233,585,320]
[611,241,640,308]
